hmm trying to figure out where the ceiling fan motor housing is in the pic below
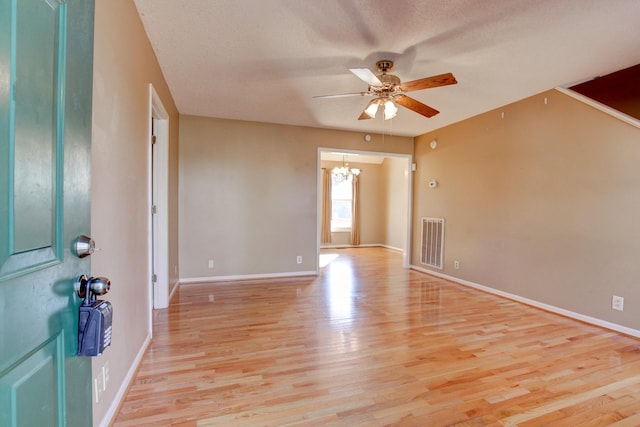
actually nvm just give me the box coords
[374,60,401,95]
[378,73,401,86]
[376,60,394,73]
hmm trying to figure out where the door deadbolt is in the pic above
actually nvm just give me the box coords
[73,235,97,258]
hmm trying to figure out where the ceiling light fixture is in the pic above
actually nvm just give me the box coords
[361,97,397,121]
[383,100,398,120]
[363,99,382,118]
[332,156,360,182]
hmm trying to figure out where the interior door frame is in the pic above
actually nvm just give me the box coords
[147,84,169,316]
[317,147,414,269]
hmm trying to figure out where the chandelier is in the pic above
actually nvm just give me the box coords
[332,156,360,182]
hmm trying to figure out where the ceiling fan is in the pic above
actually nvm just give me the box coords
[314,60,457,120]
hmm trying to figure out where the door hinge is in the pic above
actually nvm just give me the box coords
[151,205,157,214]
[152,135,157,144]
[152,274,157,283]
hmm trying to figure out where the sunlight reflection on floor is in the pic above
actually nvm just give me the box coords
[319,251,358,350]
[319,252,339,267]
[326,261,354,323]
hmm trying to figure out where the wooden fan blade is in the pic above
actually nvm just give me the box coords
[350,68,383,86]
[358,111,373,120]
[395,95,440,118]
[313,92,368,99]
[400,72,457,92]
[358,99,378,120]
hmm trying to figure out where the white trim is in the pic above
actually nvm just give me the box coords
[97,333,152,427]
[146,87,153,334]
[411,264,640,339]
[179,271,318,285]
[381,244,404,252]
[168,277,180,302]
[320,243,381,249]
[319,243,404,252]
[555,87,640,130]
[147,84,170,313]
[404,157,414,269]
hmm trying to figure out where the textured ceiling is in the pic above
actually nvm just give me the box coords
[133,0,640,137]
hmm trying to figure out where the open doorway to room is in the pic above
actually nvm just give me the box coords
[148,85,170,318]
[317,148,413,269]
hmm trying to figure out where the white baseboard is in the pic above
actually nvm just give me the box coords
[168,278,180,302]
[411,264,640,339]
[98,333,152,427]
[320,243,403,251]
[320,244,375,249]
[379,244,403,252]
[180,270,318,285]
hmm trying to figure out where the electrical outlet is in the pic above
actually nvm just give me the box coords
[208,259,214,269]
[296,256,302,264]
[454,260,460,270]
[94,374,103,403]
[102,361,110,391]
[612,295,624,311]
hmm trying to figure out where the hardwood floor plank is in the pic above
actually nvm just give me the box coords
[113,247,640,426]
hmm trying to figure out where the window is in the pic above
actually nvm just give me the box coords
[331,173,353,231]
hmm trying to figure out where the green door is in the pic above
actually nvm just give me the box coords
[0,0,95,425]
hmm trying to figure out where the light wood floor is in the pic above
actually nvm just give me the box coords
[114,247,640,426]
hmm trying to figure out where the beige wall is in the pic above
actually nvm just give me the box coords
[179,115,413,279]
[91,0,179,425]
[412,89,640,330]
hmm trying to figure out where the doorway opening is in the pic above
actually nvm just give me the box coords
[317,148,413,269]
[148,85,170,315]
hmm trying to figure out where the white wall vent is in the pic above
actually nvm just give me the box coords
[421,217,444,269]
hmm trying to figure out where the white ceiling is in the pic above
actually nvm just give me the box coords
[133,0,640,137]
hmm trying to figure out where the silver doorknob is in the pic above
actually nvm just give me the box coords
[76,275,111,299]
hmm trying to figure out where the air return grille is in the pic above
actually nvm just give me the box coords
[421,217,444,269]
